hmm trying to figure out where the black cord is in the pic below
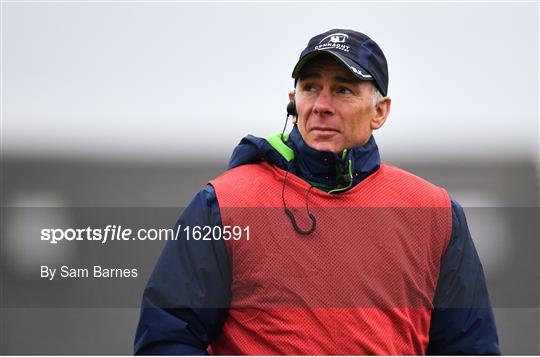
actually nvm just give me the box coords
[281,161,317,236]
[305,185,315,217]
[280,161,293,209]
[281,114,289,142]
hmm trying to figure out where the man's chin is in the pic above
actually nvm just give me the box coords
[306,141,342,154]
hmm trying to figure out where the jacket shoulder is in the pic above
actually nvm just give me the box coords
[212,162,274,187]
[209,161,281,208]
[378,163,450,207]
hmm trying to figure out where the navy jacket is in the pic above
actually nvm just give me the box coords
[134,126,500,355]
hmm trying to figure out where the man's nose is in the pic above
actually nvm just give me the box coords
[313,90,335,116]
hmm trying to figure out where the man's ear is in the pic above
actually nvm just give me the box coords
[288,90,298,124]
[288,90,295,102]
[371,97,391,130]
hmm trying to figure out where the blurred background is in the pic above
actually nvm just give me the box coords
[1,1,539,355]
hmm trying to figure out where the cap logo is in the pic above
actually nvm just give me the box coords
[314,32,350,52]
[320,33,348,44]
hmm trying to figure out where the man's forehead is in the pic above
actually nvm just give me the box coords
[297,55,360,83]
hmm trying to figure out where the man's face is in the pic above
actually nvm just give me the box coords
[292,55,388,154]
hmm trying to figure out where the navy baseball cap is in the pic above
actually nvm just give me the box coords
[292,29,389,97]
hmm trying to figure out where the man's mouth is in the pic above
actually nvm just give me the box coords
[310,126,339,133]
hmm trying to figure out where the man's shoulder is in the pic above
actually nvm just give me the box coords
[209,161,284,208]
[376,163,450,206]
[379,162,444,190]
[213,161,275,183]
[210,161,280,198]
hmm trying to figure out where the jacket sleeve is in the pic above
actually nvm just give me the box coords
[427,199,501,355]
[134,184,232,355]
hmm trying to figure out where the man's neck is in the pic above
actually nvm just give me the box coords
[284,125,381,192]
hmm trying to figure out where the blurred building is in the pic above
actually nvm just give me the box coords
[1,157,538,354]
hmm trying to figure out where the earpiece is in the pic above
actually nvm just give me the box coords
[282,97,297,142]
[286,100,297,117]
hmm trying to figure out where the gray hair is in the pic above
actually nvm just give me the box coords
[370,85,384,108]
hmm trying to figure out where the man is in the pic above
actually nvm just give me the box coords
[134,29,500,355]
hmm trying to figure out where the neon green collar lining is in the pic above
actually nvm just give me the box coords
[266,132,295,162]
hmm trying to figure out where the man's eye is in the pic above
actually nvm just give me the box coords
[337,87,353,94]
[302,85,316,92]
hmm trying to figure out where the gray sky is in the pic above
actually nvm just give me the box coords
[2,1,538,163]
